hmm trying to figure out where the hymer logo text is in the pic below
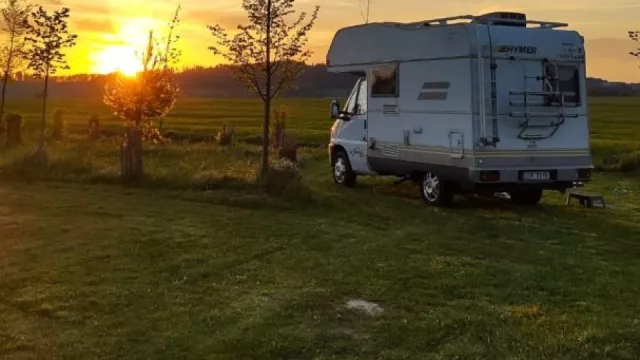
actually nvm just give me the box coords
[495,45,538,55]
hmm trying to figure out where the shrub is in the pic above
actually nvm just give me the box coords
[616,151,640,173]
[52,110,65,140]
[278,130,299,163]
[216,124,234,146]
[258,158,309,198]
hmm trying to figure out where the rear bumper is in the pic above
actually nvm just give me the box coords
[469,167,592,192]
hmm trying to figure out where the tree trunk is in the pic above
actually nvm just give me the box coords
[262,0,273,175]
[39,69,50,150]
[120,127,143,182]
[0,71,9,134]
[0,37,15,133]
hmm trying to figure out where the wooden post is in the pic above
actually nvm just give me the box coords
[5,113,22,147]
[52,110,65,140]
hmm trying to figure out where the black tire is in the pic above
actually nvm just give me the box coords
[332,151,357,187]
[419,172,454,206]
[509,188,543,206]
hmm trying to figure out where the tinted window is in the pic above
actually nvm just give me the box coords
[371,64,398,97]
[544,63,581,104]
[558,66,580,104]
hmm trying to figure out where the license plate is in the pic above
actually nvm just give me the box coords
[523,171,551,181]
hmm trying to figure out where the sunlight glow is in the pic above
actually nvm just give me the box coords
[92,46,143,76]
[90,17,163,76]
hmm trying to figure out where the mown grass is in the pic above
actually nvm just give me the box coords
[1,164,639,359]
[0,96,639,359]
[3,96,639,172]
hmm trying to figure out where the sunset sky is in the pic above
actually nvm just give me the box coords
[47,0,640,82]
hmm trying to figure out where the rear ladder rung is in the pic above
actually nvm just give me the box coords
[509,90,576,97]
[510,112,580,118]
[510,101,581,107]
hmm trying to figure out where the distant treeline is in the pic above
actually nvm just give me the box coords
[4,64,639,99]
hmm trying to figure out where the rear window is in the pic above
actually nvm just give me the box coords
[544,63,581,104]
[371,64,398,97]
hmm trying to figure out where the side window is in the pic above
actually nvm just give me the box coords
[356,80,367,115]
[371,64,398,97]
[344,81,359,114]
[544,63,581,104]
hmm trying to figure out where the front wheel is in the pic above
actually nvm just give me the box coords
[419,172,454,206]
[509,188,543,206]
[332,151,357,187]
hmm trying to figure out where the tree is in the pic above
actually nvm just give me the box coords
[631,31,639,66]
[0,0,31,128]
[208,0,319,175]
[25,6,77,150]
[104,7,181,181]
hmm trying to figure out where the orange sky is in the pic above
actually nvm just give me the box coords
[41,0,640,82]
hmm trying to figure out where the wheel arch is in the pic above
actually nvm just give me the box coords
[331,144,347,159]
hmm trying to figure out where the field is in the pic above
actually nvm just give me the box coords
[1,97,640,359]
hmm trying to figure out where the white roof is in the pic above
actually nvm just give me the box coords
[326,14,583,72]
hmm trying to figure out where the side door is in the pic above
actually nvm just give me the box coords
[338,79,371,174]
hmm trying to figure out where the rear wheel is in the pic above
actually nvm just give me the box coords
[509,188,543,206]
[332,151,357,188]
[419,172,454,206]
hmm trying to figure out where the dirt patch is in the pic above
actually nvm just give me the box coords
[345,299,384,317]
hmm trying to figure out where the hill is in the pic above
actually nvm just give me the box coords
[3,64,639,99]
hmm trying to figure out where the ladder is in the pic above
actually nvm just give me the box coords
[508,61,579,140]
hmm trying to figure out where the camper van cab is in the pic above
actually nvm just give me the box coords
[327,12,593,206]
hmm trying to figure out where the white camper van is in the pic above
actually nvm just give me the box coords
[327,12,592,206]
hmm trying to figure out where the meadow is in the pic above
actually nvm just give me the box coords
[0,96,639,359]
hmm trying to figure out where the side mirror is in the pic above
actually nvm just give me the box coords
[330,100,341,120]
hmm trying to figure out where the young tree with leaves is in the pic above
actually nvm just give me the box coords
[104,7,181,181]
[208,0,319,175]
[25,6,77,150]
[631,31,639,66]
[0,0,30,128]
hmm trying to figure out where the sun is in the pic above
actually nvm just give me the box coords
[92,45,143,76]
[91,18,162,76]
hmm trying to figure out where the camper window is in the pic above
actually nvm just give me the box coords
[544,63,581,104]
[344,82,359,115]
[371,64,398,97]
[356,80,368,114]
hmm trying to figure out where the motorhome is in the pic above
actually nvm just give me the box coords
[326,12,592,206]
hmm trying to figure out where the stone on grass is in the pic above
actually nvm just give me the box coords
[346,299,384,317]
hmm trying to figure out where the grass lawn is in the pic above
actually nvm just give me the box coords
[1,163,640,359]
[0,96,639,359]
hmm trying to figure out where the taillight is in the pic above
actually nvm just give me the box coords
[480,171,501,182]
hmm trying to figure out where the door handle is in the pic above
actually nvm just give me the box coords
[413,127,423,134]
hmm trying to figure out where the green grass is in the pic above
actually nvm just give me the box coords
[0,96,640,359]
[1,167,640,359]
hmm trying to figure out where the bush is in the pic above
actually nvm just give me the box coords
[278,130,298,163]
[271,105,288,148]
[52,109,65,140]
[258,158,309,198]
[216,125,234,146]
[613,151,640,173]
[592,142,640,173]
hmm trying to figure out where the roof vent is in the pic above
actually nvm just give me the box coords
[475,12,527,27]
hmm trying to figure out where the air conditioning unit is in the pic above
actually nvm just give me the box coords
[475,12,527,27]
